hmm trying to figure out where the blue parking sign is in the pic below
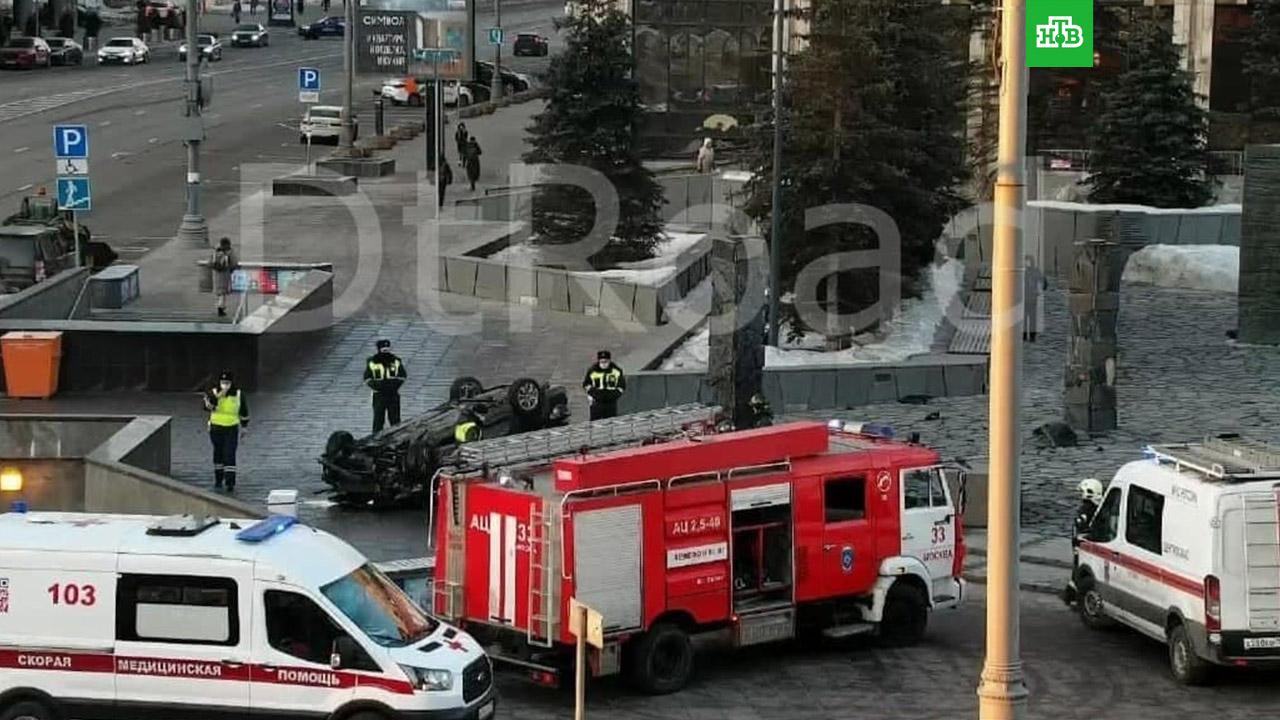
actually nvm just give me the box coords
[57,177,91,211]
[53,124,89,159]
[299,67,321,91]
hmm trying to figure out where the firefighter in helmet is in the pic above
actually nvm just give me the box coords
[1063,477,1104,605]
[749,393,773,428]
[454,405,484,444]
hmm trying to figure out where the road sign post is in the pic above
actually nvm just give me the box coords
[299,67,321,103]
[568,598,603,720]
[54,125,91,269]
[487,27,503,45]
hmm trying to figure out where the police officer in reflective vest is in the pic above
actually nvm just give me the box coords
[582,350,626,420]
[203,370,249,491]
[454,406,482,444]
[364,339,407,433]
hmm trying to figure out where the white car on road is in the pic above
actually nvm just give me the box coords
[377,78,473,107]
[300,105,357,144]
[97,36,149,65]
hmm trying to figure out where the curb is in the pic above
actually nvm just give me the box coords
[963,573,1063,596]
[966,547,1074,570]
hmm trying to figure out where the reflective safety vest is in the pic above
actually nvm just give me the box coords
[454,421,480,443]
[210,391,242,427]
[587,367,623,391]
[367,358,402,380]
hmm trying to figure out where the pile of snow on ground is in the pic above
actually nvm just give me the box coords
[489,232,707,287]
[1122,245,1238,294]
[660,256,964,370]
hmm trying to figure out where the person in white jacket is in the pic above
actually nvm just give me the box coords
[695,137,715,173]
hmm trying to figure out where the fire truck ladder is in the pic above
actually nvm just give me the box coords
[1146,434,1280,481]
[451,403,722,471]
[1240,491,1280,631]
[434,479,468,622]
[527,504,558,647]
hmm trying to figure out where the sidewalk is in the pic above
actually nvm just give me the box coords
[963,528,1072,596]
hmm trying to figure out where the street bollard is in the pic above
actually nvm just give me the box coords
[375,97,385,137]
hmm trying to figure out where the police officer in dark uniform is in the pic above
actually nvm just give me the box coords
[363,339,407,433]
[1063,477,1103,605]
[582,350,626,420]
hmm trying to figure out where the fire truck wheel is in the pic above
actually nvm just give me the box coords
[0,699,58,720]
[878,582,928,647]
[449,376,485,401]
[347,712,390,720]
[627,623,694,695]
[1168,623,1212,686]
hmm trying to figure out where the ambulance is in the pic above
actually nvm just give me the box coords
[1075,434,1280,685]
[431,416,967,694]
[0,511,496,720]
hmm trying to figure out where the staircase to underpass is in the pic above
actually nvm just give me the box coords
[934,264,993,356]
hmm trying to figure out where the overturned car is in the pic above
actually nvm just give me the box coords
[320,376,570,507]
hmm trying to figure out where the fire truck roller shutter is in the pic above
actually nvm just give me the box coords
[573,504,643,632]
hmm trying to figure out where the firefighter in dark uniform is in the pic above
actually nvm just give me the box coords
[364,339,407,433]
[749,393,774,428]
[203,370,249,491]
[582,350,626,421]
[454,406,483,444]
[1063,477,1103,605]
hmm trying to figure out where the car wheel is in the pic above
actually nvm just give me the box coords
[507,377,547,419]
[1168,623,1212,686]
[878,581,928,647]
[0,699,59,720]
[627,623,694,695]
[458,93,471,107]
[1077,578,1113,630]
[449,376,485,401]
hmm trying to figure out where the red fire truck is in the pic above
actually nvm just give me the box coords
[431,414,967,694]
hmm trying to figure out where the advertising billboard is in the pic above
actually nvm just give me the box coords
[356,9,414,74]
[356,0,473,81]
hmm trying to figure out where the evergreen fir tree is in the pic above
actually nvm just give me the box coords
[523,0,664,264]
[742,0,968,336]
[1086,23,1214,208]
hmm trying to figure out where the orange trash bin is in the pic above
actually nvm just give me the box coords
[2,331,63,399]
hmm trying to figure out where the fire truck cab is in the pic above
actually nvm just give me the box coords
[432,419,966,694]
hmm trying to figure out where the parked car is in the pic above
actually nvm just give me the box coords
[512,32,548,56]
[97,36,149,64]
[298,15,344,39]
[377,78,473,107]
[475,60,530,93]
[299,105,357,144]
[178,33,222,62]
[0,37,51,69]
[45,37,83,65]
[230,22,268,47]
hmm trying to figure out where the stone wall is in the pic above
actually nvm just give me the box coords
[1238,145,1280,345]
[0,268,90,320]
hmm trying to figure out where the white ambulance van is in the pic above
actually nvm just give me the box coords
[1074,434,1280,685]
[0,511,496,720]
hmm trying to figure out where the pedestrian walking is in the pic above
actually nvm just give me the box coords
[464,136,482,191]
[363,339,407,433]
[210,237,237,318]
[249,0,258,15]
[582,350,626,420]
[454,122,469,167]
[203,370,249,491]
[1024,254,1046,342]
[695,137,715,173]
[295,0,303,16]
[321,0,329,12]
[231,0,241,24]
[438,160,453,208]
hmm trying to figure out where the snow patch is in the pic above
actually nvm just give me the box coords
[488,231,708,287]
[1029,200,1242,215]
[1122,245,1239,294]
[660,256,965,370]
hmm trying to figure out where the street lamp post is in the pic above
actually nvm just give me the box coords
[339,0,355,151]
[176,0,208,246]
[766,0,784,347]
[975,0,1029,717]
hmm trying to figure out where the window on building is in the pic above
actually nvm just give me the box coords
[1125,485,1164,555]
[824,476,867,523]
[264,590,377,671]
[116,574,238,646]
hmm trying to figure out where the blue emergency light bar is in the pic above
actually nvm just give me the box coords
[832,421,896,439]
[236,515,298,543]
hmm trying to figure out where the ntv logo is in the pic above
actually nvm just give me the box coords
[1035,16,1085,50]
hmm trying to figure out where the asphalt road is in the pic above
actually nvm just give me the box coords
[495,589,1280,720]
[0,1,562,254]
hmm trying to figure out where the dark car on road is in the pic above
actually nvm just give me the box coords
[230,23,269,47]
[513,32,548,56]
[45,37,84,65]
[319,375,570,507]
[476,60,530,93]
[142,0,186,30]
[0,37,51,69]
[298,15,344,39]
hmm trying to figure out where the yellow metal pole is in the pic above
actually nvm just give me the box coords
[976,0,1029,717]
[574,604,587,720]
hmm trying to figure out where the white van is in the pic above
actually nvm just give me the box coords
[1074,434,1280,685]
[0,511,496,720]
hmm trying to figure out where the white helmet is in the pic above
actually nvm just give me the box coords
[1078,478,1104,503]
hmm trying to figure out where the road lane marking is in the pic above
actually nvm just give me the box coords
[99,120,112,126]
[148,137,158,144]
[134,110,146,115]
[12,147,28,153]
[16,184,33,192]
